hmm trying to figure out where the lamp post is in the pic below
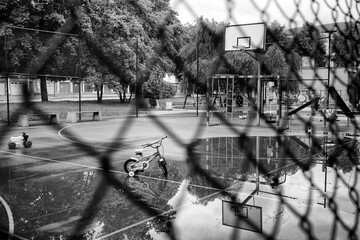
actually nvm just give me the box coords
[135,37,139,117]
[257,56,261,126]
[324,30,336,107]
[4,25,10,125]
[196,30,199,117]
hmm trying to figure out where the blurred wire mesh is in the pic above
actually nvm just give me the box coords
[1,0,360,239]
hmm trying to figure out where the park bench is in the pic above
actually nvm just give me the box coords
[66,110,102,123]
[336,110,360,126]
[17,113,59,127]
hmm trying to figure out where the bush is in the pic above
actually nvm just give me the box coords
[143,79,177,99]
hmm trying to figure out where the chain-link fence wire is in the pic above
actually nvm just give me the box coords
[1,0,360,239]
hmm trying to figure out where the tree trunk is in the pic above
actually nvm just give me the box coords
[40,76,48,102]
[96,84,103,103]
[183,81,189,109]
[118,91,123,103]
[183,94,188,109]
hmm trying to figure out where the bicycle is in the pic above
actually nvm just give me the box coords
[124,136,168,177]
[8,132,32,149]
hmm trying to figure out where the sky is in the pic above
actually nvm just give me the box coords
[169,0,360,28]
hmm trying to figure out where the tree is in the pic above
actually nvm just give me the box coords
[178,19,302,102]
[78,0,185,103]
[264,21,302,93]
[331,23,360,68]
[178,18,231,96]
[348,71,360,109]
[293,22,327,67]
[1,0,185,103]
[0,0,77,102]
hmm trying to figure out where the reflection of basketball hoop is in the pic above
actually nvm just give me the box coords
[227,180,244,194]
[230,204,248,218]
[232,45,245,51]
[222,200,263,232]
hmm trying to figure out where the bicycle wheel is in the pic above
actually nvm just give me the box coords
[8,142,16,149]
[124,159,139,175]
[159,158,168,176]
[23,140,32,148]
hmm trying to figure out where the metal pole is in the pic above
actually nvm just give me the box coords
[257,56,261,126]
[325,30,335,107]
[207,77,210,126]
[4,25,10,125]
[196,32,199,117]
[256,136,260,191]
[77,39,82,121]
[78,80,81,111]
[276,75,282,130]
[136,37,139,117]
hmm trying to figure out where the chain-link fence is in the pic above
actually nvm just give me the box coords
[1,0,360,239]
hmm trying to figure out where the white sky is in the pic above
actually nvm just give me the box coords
[170,0,360,28]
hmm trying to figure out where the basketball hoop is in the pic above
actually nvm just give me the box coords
[232,45,245,51]
[224,23,266,52]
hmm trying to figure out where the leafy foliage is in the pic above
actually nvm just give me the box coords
[292,23,327,67]
[331,23,360,68]
[179,19,302,96]
[0,0,185,102]
[347,71,360,109]
[0,0,79,101]
[178,18,227,93]
[143,78,177,99]
[78,0,185,102]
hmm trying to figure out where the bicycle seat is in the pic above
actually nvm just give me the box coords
[10,136,23,141]
[134,148,146,155]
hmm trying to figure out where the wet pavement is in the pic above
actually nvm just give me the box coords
[0,117,359,239]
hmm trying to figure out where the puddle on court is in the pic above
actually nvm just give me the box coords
[0,135,359,239]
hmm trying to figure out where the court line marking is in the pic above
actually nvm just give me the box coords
[57,124,123,150]
[95,190,223,240]
[57,124,171,151]
[2,150,353,239]
[0,150,220,191]
[57,123,192,162]
[0,195,14,240]
[0,150,102,171]
[6,126,349,238]
[96,182,351,240]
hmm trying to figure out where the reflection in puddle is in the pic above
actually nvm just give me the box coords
[0,135,359,239]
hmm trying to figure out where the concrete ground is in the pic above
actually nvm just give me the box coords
[0,106,358,239]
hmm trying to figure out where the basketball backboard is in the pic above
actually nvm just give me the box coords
[222,200,262,233]
[224,22,266,52]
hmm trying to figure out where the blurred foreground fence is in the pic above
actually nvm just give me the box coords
[1,0,360,239]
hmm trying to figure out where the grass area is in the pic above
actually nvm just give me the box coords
[0,97,201,123]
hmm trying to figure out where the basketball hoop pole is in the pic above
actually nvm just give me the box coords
[243,51,262,126]
[240,50,262,126]
[231,46,262,126]
[256,55,261,126]
[243,51,261,126]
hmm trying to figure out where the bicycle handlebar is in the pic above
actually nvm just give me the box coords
[142,136,167,148]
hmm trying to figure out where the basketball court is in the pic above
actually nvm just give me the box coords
[0,114,359,239]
